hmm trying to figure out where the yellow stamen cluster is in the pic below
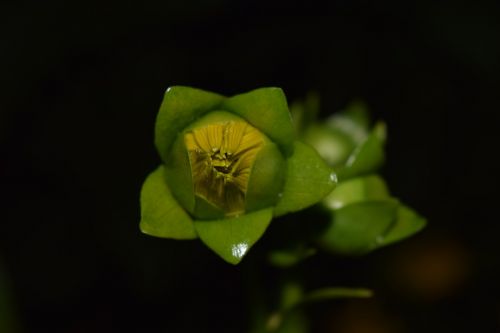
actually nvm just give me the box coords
[185,121,264,216]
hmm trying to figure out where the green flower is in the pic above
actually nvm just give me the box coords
[140,86,336,264]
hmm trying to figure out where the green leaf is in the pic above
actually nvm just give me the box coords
[336,122,386,180]
[222,87,295,156]
[274,141,337,217]
[301,287,373,304]
[155,86,224,162]
[379,204,427,246]
[194,208,274,264]
[319,200,399,255]
[140,166,197,239]
[322,175,390,210]
[268,247,317,268]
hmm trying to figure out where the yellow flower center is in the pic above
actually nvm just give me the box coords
[185,121,264,216]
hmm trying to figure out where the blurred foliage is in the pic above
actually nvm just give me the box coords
[290,97,426,258]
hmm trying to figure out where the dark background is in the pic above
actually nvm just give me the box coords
[1,0,499,332]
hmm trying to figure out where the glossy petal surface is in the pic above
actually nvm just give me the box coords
[140,166,197,239]
[155,86,224,162]
[221,87,295,156]
[274,141,337,217]
[194,208,274,264]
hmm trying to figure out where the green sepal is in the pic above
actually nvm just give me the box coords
[318,200,399,255]
[274,141,337,217]
[155,86,225,162]
[221,87,295,156]
[322,174,390,210]
[245,142,286,212]
[194,208,274,264]
[379,204,427,246]
[164,133,195,214]
[336,122,386,180]
[140,166,197,240]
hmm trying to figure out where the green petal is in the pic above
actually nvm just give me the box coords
[164,133,195,214]
[155,86,225,162]
[322,174,390,210]
[318,200,399,255]
[336,122,386,180]
[140,166,197,240]
[221,87,295,156]
[274,141,337,217]
[245,142,286,213]
[194,208,274,264]
[379,204,426,246]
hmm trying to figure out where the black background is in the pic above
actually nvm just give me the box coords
[1,0,499,332]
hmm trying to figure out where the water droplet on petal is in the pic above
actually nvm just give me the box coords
[231,243,249,259]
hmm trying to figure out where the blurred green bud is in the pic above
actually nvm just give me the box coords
[301,101,386,181]
[292,96,426,256]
